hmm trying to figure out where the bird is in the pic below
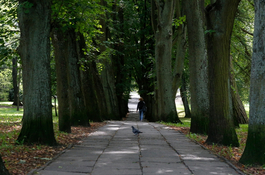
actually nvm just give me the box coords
[132,126,142,135]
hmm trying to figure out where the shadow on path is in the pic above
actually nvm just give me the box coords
[29,113,244,175]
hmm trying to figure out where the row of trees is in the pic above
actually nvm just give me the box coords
[0,0,264,173]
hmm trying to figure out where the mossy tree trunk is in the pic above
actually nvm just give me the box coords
[205,0,240,146]
[184,0,209,134]
[240,0,265,165]
[17,0,56,145]
[152,0,181,123]
[51,26,71,133]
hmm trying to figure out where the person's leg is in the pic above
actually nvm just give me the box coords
[140,111,143,121]
[139,111,141,120]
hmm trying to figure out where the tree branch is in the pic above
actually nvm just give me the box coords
[241,28,253,36]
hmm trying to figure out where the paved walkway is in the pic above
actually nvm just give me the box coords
[29,112,244,175]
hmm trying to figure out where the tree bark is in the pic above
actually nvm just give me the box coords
[114,6,130,119]
[100,61,120,119]
[0,155,9,175]
[12,57,19,106]
[66,30,89,126]
[172,0,186,96]
[153,0,181,122]
[99,1,120,120]
[240,0,265,165]
[205,0,240,146]
[51,26,71,133]
[89,61,109,121]
[184,0,209,134]
[230,57,248,125]
[17,0,56,145]
[180,74,191,118]
[77,33,108,122]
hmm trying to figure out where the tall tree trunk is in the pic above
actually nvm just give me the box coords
[67,30,89,126]
[17,0,56,145]
[114,6,130,119]
[171,0,186,122]
[90,61,109,121]
[100,61,120,119]
[172,0,186,96]
[230,57,248,125]
[99,1,120,120]
[240,0,265,165]
[0,155,9,175]
[205,0,240,146]
[12,57,19,106]
[53,96,57,116]
[51,26,71,133]
[184,0,209,134]
[180,74,191,118]
[153,0,181,122]
[77,33,108,122]
[17,68,22,111]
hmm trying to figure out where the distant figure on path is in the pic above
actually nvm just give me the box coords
[136,97,146,121]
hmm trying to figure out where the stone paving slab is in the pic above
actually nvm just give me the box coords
[29,112,244,175]
[33,170,88,175]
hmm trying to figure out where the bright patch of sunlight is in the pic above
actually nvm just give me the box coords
[0,101,13,106]
[181,154,216,161]
[157,169,174,174]
[90,131,109,136]
[105,150,138,154]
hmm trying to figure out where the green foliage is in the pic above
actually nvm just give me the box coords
[231,0,254,103]
[173,15,186,27]
[119,0,155,95]
[205,29,216,34]
[0,0,20,66]
[51,0,106,54]
[188,133,205,143]
[0,68,12,101]
[18,1,34,14]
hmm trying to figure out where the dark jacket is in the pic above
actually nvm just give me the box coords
[137,101,145,111]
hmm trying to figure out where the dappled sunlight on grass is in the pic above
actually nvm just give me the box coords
[0,108,23,117]
[176,105,185,118]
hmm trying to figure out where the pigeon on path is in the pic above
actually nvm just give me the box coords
[132,126,142,135]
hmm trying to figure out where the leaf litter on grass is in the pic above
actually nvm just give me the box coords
[0,122,106,175]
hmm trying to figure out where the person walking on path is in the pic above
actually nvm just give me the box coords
[136,97,146,121]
